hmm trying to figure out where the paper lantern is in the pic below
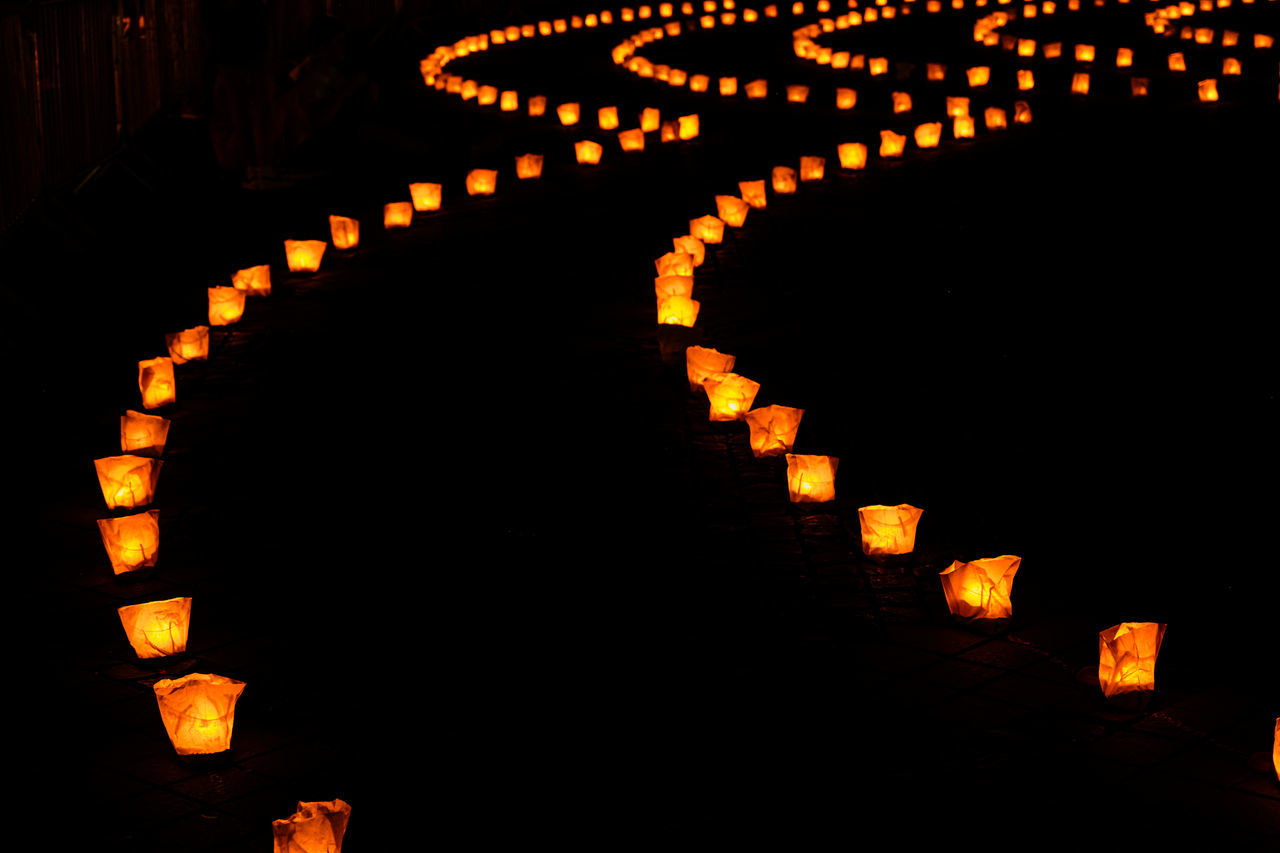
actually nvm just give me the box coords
[1169,52,1186,71]
[640,108,661,132]
[1075,43,1095,61]
[1256,34,1275,49]
[98,509,160,574]
[850,54,865,70]
[744,7,758,21]
[1044,42,1062,58]
[165,326,209,364]
[786,85,810,103]
[575,140,604,164]
[207,287,245,326]
[745,79,768,98]
[772,166,798,193]
[689,74,710,92]
[686,346,737,392]
[153,673,246,755]
[118,596,191,659]
[700,13,715,27]
[715,195,750,227]
[554,18,568,32]
[284,240,325,274]
[615,129,644,152]
[231,264,271,296]
[1273,719,1279,781]
[985,106,1008,129]
[408,183,442,213]
[940,556,1021,621]
[1194,27,1213,44]
[678,114,700,140]
[690,215,725,243]
[669,69,688,87]
[947,97,970,118]
[799,156,825,181]
[528,95,547,117]
[95,454,162,509]
[500,90,519,111]
[704,372,761,420]
[121,410,170,457]
[858,504,923,555]
[1014,100,1033,124]
[512,154,543,179]
[657,294,701,326]
[967,66,990,86]
[914,122,942,148]
[891,91,912,113]
[719,77,739,96]
[329,215,360,250]
[273,800,352,853]
[785,454,838,503]
[1197,78,1220,101]
[953,115,976,138]
[1116,47,1133,67]
[1098,622,1167,698]
[1131,77,1149,96]
[656,251,695,276]
[138,357,176,410]
[879,130,907,157]
[661,121,680,143]
[674,235,707,266]
[383,202,413,229]
[1017,69,1035,89]
[598,106,620,130]
[476,85,498,106]
[927,63,947,80]
[1071,73,1090,94]
[466,169,498,196]
[869,57,889,75]
[1222,57,1241,75]
[835,87,857,109]
[838,142,868,169]
[655,275,694,299]
[557,102,581,125]
[744,405,804,457]
[738,180,767,208]
[1017,38,1036,56]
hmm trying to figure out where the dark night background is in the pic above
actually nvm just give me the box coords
[3,0,1277,849]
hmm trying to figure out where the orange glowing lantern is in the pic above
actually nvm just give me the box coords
[704,372,761,420]
[501,90,519,111]
[716,195,750,227]
[967,66,991,86]
[940,555,1021,621]
[459,80,478,100]
[947,96,971,117]
[913,122,943,148]
[1098,622,1167,699]
[690,215,725,243]
[657,295,701,326]
[640,108,661,132]
[557,102,581,125]
[121,410,170,457]
[678,114,700,139]
[669,69,689,87]
[119,597,191,659]
[832,52,850,69]
[1198,78,1219,100]
[1169,52,1186,71]
[554,18,568,32]
[1222,57,1241,75]
[786,454,838,503]
[786,85,810,103]
[985,106,1008,129]
[655,275,694,299]
[656,251,695,276]
[599,106,620,129]
[515,154,544,179]
[165,326,209,364]
[858,504,924,555]
[869,57,889,75]
[329,215,360,250]
[476,85,498,106]
[746,79,769,98]
[835,87,857,109]
[674,235,707,266]
[94,454,162,509]
[1075,43,1095,61]
[927,63,947,81]
[799,156,826,181]
[745,405,804,457]
[837,142,868,169]
[207,287,245,326]
[1132,77,1150,96]
[689,74,711,92]
[1116,47,1133,67]
[98,510,160,575]
[879,130,907,157]
[1014,100,1033,123]
[891,91,913,113]
[739,180,768,208]
[1072,72,1091,94]
[618,129,646,151]
[575,140,604,164]
[138,357,176,409]
[410,183,443,212]
[466,169,498,196]
[273,800,352,853]
[954,115,976,138]
[1194,27,1213,44]
[1017,38,1036,56]
[1018,69,1035,89]
[686,346,737,392]
[1044,42,1062,58]
[529,95,548,117]
[772,166,798,193]
[231,264,271,296]
[284,240,326,273]
[720,77,739,95]
[383,202,413,229]
[154,672,246,755]
[1256,34,1274,49]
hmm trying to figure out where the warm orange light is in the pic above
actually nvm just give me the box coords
[704,373,761,421]
[165,326,209,364]
[686,346,737,392]
[284,240,326,273]
[655,274,694,299]
[669,68,689,86]
[772,166,798,193]
[1043,42,1062,58]
[940,556,1021,620]
[1018,68,1035,89]
[719,76,739,96]
[528,95,547,117]
[869,57,889,75]
[656,251,695,276]
[784,85,809,103]
[786,454,838,502]
[207,287,245,327]
[231,264,270,296]
[1014,100,1033,123]
[1116,47,1133,67]
[657,294,701,326]
[678,114,700,139]
[273,800,352,853]
[476,85,498,106]
[1017,38,1036,56]
[832,51,850,69]
[738,180,767,209]
[121,410,169,457]
[1075,43,1095,61]
[674,234,707,266]
[1169,52,1186,71]
[383,202,413,229]
[1273,719,1279,781]
[98,509,160,574]
[745,79,768,98]
[1071,72,1090,94]
[745,405,804,457]
[598,106,620,129]
[953,115,975,138]
[1198,78,1219,100]
[946,97,970,118]
[799,156,825,181]
[1194,27,1213,44]
[640,107,661,132]
[1131,77,1149,96]
[1256,34,1275,49]
[891,91,913,113]
[138,357,176,409]
[459,79,478,100]
[985,106,1008,129]
[95,454,162,509]
[1222,57,1241,75]
[690,215,725,243]
[554,18,568,32]
[154,672,246,755]
[575,140,604,164]
[618,129,646,152]
[715,195,750,227]
[879,129,907,157]
[689,74,711,92]
[835,87,857,109]
[329,215,360,250]
[967,66,991,86]
[515,154,544,179]
[744,7,758,20]
[914,122,942,148]
[927,62,947,80]
[119,597,191,659]
[837,142,868,169]
[1098,622,1166,699]
[466,169,498,195]
[557,102,581,125]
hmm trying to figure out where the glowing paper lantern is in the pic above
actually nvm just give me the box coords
[121,410,170,457]
[771,166,798,194]
[914,122,942,147]
[1044,42,1062,58]
[153,673,246,755]
[118,597,191,659]
[640,108,661,133]
[786,85,810,103]
[704,372,761,420]
[466,169,498,196]
[575,140,604,164]
[501,90,518,111]
[94,455,162,509]
[138,357,176,409]
[1169,52,1186,71]
[599,106,620,129]
[678,114,700,139]
[669,69,688,86]
[1222,57,1241,75]
[715,195,750,227]
[720,77,739,95]
[744,405,804,457]
[1198,78,1219,101]
[686,346,737,392]
[98,510,160,574]
[858,504,923,555]
[947,97,970,117]
[1018,69,1035,89]
[1131,77,1150,97]
[207,287,246,326]
[329,215,360,250]
[967,66,991,86]
[1116,47,1134,67]
[745,79,769,98]
[165,326,209,364]
[879,130,907,157]
[799,156,825,181]
[892,91,912,113]
[689,74,711,92]
[476,85,497,106]
[927,63,947,80]
[1014,100,1033,124]
[656,251,695,276]
[231,264,271,296]
[655,275,694,299]
[1075,43,1095,61]
[1256,34,1274,49]
[954,115,976,138]
[940,556,1020,621]
[836,87,857,109]
[529,96,548,117]
[786,454,838,503]
[383,202,413,229]
[690,215,725,243]
[273,800,353,853]
[515,154,544,179]
[739,180,767,208]
[1098,622,1167,699]
[409,183,442,212]
[1273,719,1279,781]
[985,107,1008,129]
[869,57,889,75]
[285,240,326,273]
[557,102,581,125]
[838,142,868,169]
[1017,38,1036,56]
[674,235,707,266]
[614,129,643,152]
[657,295,701,326]
[1072,72,1090,94]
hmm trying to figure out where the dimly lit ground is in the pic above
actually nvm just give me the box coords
[6,3,1278,849]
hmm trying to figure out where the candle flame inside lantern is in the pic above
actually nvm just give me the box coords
[97,509,160,574]
[940,556,1021,620]
[466,169,498,195]
[207,287,246,326]
[118,596,191,659]
[284,240,326,272]
[153,673,246,755]
[785,454,839,502]
[383,202,414,229]
[138,357,176,409]
[745,405,805,457]
[165,326,209,364]
[409,182,442,211]
[879,130,907,157]
[838,142,868,169]
[858,504,924,555]
[704,372,761,421]
[94,454,162,509]
[1098,622,1166,698]
[772,166,798,193]
[329,215,360,250]
[686,346,737,393]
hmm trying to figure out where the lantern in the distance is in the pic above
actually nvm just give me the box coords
[946,96,970,118]
[772,166,798,194]
[1116,47,1133,67]
[231,264,271,296]
[1169,52,1186,71]
[575,140,604,164]
[273,800,353,853]
[1198,78,1219,101]
[967,66,990,86]
[660,121,680,143]
[1071,72,1090,94]
[515,154,544,179]
[1273,719,1279,781]
[1014,101,1033,124]
[892,91,912,113]
[529,95,548,117]
[914,122,942,148]
[207,287,246,326]
[836,87,857,109]
[640,107,661,132]
[689,74,710,92]
[678,114,700,140]
[165,326,209,364]
[97,510,160,575]
[954,115,976,138]
[869,57,889,75]
[153,673,246,756]
[410,182,442,211]
[720,76,738,95]
[940,556,1021,621]
[704,372,761,420]
[500,90,518,111]
[466,169,498,196]
[1098,622,1167,699]
[786,454,838,503]
[715,195,750,227]
[383,202,413,229]
[786,85,810,103]
[686,345,736,393]
[838,142,868,169]
[618,129,645,151]
[738,180,767,208]
[598,106,620,129]
[745,405,804,457]
[690,215,725,244]
[121,410,170,457]
[657,294,701,327]
[94,455,162,509]
[1131,77,1150,97]
[118,596,191,659]
[858,504,923,556]
[799,156,825,181]
[673,235,706,266]
[557,102,581,125]
[138,357,176,409]
[880,130,907,157]
[745,79,768,98]
[927,62,947,80]
[329,215,360,250]
[985,107,1008,130]
[1075,43,1095,62]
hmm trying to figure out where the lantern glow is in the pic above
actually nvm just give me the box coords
[121,410,170,457]
[720,76,739,95]
[529,95,548,116]
[272,800,353,853]
[715,195,750,227]
[746,79,768,98]
[231,264,271,296]
[838,142,868,169]
[599,106,620,129]
[153,673,246,755]
[138,357,176,409]
[207,287,246,326]
[690,215,725,243]
[575,140,604,164]
[914,122,943,147]
[858,504,924,555]
[165,326,209,364]
[657,294,701,326]
[967,66,991,85]
[686,346,737,392]
[772,166,798,193]
[940,556,1021,620]
[892,91,913,113]
[674,235,706,266]
[557,102,581,125]
[285,240,327,273]
[744,405,804,457]
[656,251,695,276]
[655,275,694,299]
[466,169,498,195]
[880,129,907,157]
[94,455,162,509]
[704,372,761,420]
[118,597,191,659]
[678,114,700,139]
[954,115,976,138]
[329,215,360,250]
[799,156,825,181]
[738,180,768,208]
[1098,622,1167,699]
[1198,78,1219,101]
[1072,72,1091,94]
[409,182,443,211]
[383,202,413,229]
[786,85,810,102]
[785,454,838,502]
[836,87,857,109]
[97,510,160,574]
[985,106,1008,129]
[515,154,544,179]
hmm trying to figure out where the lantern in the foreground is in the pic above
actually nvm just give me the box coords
[118,597,191,659]
[858,504,923,555]
[656,251,694,276]
[678,114,700,140]
[231,264,271,296]
[207,287,246,326]
[745,405,804,457]
[657,295,701,326]
[138,357,176,409]
[95,455,162,509]
[383,202,413,228]
[1198,78,1219,101]
[786,85,810,103]
[738,180,767,208]
[674,235,706,266]
[914,122,942,148]
[409,182,442,211]
[690,215,725,243]
[786,454,838,503]
[273,800,352,853]
[967,66,990,86]
[575,140,604,164]
[1071,72,1090,94]
[686,345,736,392]
[640,107,661,132]
[528,95,547,116]
[121,410,170,457]
[745,79,768,98]
[153,673,246,755]
[466,169,498,195]
[1116,47,1133,67]
[985,107,1007,130]
[655,275,694,299]
[799,156,825,181]
[704,372,761,421]
[772,166,798,194]
[720,76,738,95]
[835,87,857,109]
[329,215,360,250]
[618,129,645,151]
[98,510,159,574]
[598,106,620,129]
[1098,622,1166,699]
[557,102,581,125]
[285,240,326,273]
[165,326,208,364]
[500,90,518,111]
[954,115,976,138]
[880,130,907,157]
[715,195,750,227]
[891,91,912,113]
[870,57,889,75]
[515,154,544,179]
[838,142,868,169]
[1014,101,1033,124]
[940,556,1020,621]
